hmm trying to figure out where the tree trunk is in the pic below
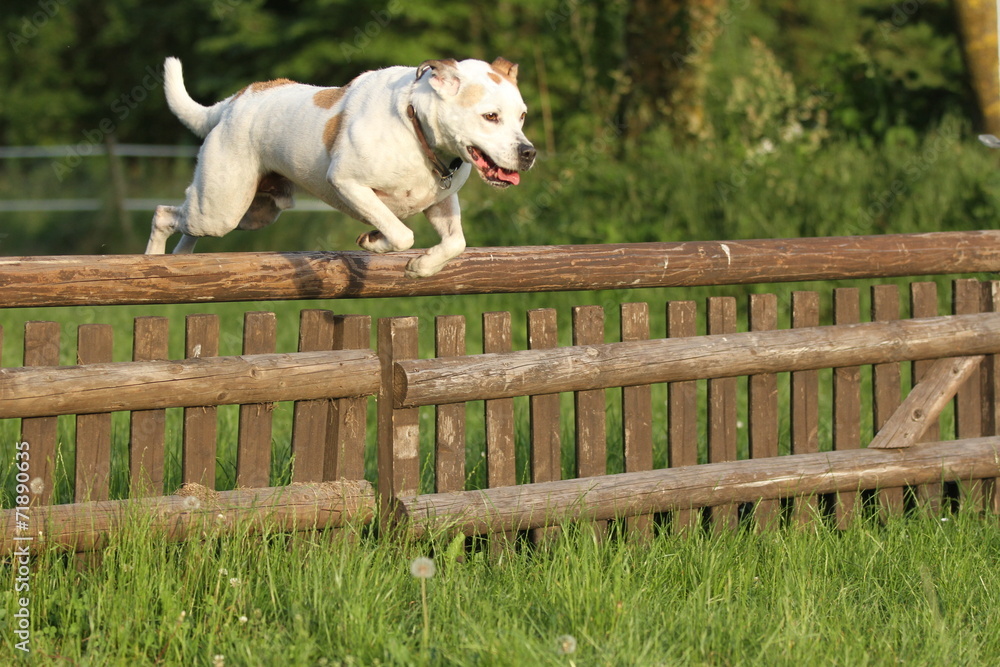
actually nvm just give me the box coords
[622,0,726,139]
[954,0,1000,134]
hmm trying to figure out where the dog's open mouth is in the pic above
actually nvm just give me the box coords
[467,146,520,188]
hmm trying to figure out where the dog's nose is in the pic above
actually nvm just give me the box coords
[518,143,536,170]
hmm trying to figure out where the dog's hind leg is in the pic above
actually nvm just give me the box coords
[146,205,181,254]
[172,234,199,253]
[405,194,466,278]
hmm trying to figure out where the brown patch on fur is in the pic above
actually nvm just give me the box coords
[313,86,347,109]
[457,83,485,108]
[489,57,519,86]
[234,78,297,99]
[323,113,344,153]
[238,172,295,231]
[487,72,502,85]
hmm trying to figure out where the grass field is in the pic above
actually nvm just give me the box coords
[3,507,1000,665]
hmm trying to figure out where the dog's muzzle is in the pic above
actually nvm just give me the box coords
[518,143,537,171]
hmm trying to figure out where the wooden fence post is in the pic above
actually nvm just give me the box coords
[748,293,780,530]
[434,315,466,492]
[910,282,942,513]
[292,310,335,483]
[954,279,985,509]
[528,308,561,543]
[573,305,607,536]
[236,311,277,489]
[791,291,821,525]
[621,302,654,540]
[75,324,113,502]
[707,297,738,531]
[326,315,372,482]
[377,317,420,521]
[183,314,220,488]
[873,284,905,517]
[130,316,168,497]
[833,288,862,528]
[667,300,699,533]
[22,321,61,505]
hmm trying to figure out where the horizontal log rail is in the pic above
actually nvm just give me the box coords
[1,481,376,555]
[395,313,1000,407]
[2,231,1000,308]
[398,438,1000,536]
[0,350,380,418]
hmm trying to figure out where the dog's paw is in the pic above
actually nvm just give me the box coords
[356,230,390,253]
[404,255,445,279]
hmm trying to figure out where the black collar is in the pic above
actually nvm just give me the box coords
[407,104,463,188]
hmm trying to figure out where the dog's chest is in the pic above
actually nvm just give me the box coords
[372,185,443,219]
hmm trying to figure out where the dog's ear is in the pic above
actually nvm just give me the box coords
[416,59,462,97]
[490,57,518,85]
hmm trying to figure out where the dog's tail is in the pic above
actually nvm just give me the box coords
[163,57,228,138]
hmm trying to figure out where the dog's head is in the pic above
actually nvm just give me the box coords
[416,57,536,188]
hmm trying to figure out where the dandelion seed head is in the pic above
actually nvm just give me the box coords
[238,615,248,624]
[182,495,202,511]
[410,556,436,579]
[29,477,44,495]
[556,634,577,655]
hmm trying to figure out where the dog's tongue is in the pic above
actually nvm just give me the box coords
[472,150,520,185]
[496,168,520,185]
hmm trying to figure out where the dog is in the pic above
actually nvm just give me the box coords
[145,56,536,278]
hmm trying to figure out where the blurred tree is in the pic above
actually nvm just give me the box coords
[953,0,1000,134]
[620,0,726,139]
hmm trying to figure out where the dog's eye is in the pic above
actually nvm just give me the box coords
[520,112,526,122]
[482,112,500,123]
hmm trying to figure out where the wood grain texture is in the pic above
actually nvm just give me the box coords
[395,313,1000,408]
[1,480,375,555]
[129,316,168,497]
[748,293,779,529]
[399,438,1000,536]
[236,312,277,489]
[872,285,905,516]
[326,315,372,482]
[620,303,653,539]
[435,316,466,492]
[4,232,1000,307]
[183,314,220,488]
[21,321,61,505]
[869,356,983,449]
[75,324,113,502]
[292,310,336,483]
[707,297,738,530]
[0,350,380,418]
[832,288,862,527]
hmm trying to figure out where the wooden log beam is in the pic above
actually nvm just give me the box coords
[0,480,376,555]
[397,438,1000,536]
[869,356,984,449]
[395,313,1000,408]
[0,350,380,418]
[2,231,1000,308]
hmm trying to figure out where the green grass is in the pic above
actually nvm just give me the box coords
[4,508,1000,665]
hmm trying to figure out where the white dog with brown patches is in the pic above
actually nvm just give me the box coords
[145,56,535,277]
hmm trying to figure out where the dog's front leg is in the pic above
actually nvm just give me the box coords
[332,181,416,254]
[405,194,466,278]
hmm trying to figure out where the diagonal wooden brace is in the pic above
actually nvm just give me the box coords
[869,356,984,449]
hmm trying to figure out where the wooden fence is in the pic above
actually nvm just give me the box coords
[3,230,1000,552]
